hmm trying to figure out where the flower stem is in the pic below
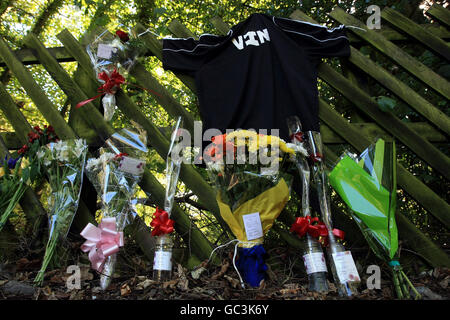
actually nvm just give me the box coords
[391,269,403,299]
[401,270,421,300]
[34,235,59,286]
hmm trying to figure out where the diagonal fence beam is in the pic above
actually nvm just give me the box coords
[329,6,450,101]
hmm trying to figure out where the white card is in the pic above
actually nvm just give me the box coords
[303,252,327,274]
[119,156,145,175]
[242,212,264,241]
[97,43,116,59]
[153,251,172,271]
[332,251,360,283]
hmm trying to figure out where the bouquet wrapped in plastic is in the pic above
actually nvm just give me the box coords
[81,128,148,290]
[286,116,329,293]
[151,117,183,282]
[0,155,27,231]
[79,28,148,120]
[329,139,420,299]
[305,130,360,297]
[204,130,300,287]
[34,139,88,285]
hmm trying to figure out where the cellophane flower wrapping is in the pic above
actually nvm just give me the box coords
[0,156,27,231]
[305,131,360,297]
[286,116,329,293]
[86,29,146,121]
[204,130,301,287]
[328,139,420,299]
[152,117,183,281]
[34,139,88,285]
[329,139,398,262]
[85,128,147,289]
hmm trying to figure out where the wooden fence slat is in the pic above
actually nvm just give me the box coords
[290,10,450,136]
[134,24,198,93]
[330,6,450,101]
[22,33,218,263]
[0,83,33,145]
[381,7,450,61]
[427,4,450,28]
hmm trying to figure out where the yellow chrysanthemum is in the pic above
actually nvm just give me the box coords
[0,167,4,178]
[226,130,295,155]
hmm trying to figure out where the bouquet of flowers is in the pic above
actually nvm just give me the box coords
[204,129,300,287]
[151,117,183,282]
[80,128,147,290]
[34,139,88,285]
[305,130,360,297]
[286,116,329,293]
[79,28,147,120]
[0,155,27,231]
[329,139,420,299]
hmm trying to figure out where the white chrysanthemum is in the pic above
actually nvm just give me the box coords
[36,150,45,159]
[72,139,86,158]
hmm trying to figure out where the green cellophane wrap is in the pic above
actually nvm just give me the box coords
[329,139,398,261]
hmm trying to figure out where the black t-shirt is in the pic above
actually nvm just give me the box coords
[162,13,350,141]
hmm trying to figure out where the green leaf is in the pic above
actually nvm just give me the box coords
[376,96,397,112]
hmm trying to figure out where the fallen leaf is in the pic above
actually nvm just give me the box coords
[162,279,178,289]
[191,267,206,280]
[211,260,229,280]
[177,278,189,291]
[438,276,449,289]
[224,275,240,289]
[136,279,155,290]
[120,284,131,296]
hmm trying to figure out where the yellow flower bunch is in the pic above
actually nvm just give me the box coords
[225,130,295,154]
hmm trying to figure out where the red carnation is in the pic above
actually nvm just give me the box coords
[18,144,29,155]
[115,30,129,42]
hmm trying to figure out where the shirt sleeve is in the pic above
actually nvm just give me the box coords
[162,34,227,75]
[272,16,350,59]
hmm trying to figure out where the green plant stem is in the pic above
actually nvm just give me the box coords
[34,234,59,286]
[401,270,421,300]
[398,269,411,299]
[0,181,26,231]
[391,269,403,299]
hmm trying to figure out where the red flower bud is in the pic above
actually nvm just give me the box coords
[115,30,129,42]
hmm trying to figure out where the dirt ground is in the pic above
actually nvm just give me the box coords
[1,241,448,301]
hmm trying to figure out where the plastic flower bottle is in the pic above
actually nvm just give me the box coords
[153,234,173,282]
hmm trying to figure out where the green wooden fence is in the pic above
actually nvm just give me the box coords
[0,5,449,267]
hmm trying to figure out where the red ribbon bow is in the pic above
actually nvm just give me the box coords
[290,132,304,143]
[290,216,328,239]
[319,228,345,247]
[310,152,323,163]
[76,69,125,109]
[291,216,345,247]
[150,208,174,236]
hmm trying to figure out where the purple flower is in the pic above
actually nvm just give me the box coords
[4,155,20,170]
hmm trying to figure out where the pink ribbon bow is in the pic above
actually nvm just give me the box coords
[80,217,124,272]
